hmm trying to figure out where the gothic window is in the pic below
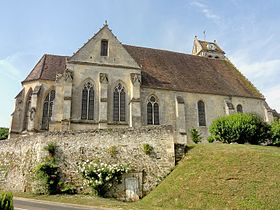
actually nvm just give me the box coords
[237,104,243,113]
[81,82,94,120]
[23,89,32,130]
[41,90,55,130]
[198,100,206,126]
[147,96,159,125]
[101,40,108,56]
[113,83,126,122]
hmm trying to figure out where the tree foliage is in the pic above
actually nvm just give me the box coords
[0,128,9,140]
[271,120,280,146]
[209,113,270,144]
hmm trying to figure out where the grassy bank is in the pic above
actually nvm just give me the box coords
[15,144,280,210]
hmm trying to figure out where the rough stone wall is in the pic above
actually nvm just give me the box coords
[0,126,175,199]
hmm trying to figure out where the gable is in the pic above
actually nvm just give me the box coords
[69,25,140,69]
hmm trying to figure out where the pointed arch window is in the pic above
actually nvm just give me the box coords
[198,100,206,126]
[81,82,94,120]
[41,90,55,130]
[113,83,126,122]
[237,104,243,113]
[23,89,32,130]
[147,96,159,125]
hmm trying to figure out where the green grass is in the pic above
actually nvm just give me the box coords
[138,144,280,210]
[15,144,280,210]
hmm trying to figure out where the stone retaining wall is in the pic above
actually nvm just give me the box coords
[0,126,175,199]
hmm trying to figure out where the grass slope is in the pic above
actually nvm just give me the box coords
[137,144,280,210]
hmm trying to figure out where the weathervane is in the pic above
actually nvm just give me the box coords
[203,30,206,41]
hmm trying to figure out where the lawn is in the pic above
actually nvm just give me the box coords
[14,143,280,210]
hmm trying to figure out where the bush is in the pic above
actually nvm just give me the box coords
[209,113,270,144]
[44,142,57,157]
[107,146,118,157]
[0,192,13,210]
[190,128,202,144]
[0,128,9,140]
[79,161,129,197]
[142,143,153,155]
[271,120,280,146]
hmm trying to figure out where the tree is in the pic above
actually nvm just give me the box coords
[0,128,9,140]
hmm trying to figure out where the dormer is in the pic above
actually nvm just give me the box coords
[192,36,225,59]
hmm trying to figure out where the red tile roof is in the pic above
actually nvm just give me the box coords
[23,54,67,83]
[124,45,263,99]
[22,46,263,99]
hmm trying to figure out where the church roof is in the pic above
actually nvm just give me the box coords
[23,54,67,83]
[123,45,263,99]
[22,45,263,99]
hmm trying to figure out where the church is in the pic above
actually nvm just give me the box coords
[10,23,273,143]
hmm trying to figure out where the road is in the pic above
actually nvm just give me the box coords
[14,197,113,210]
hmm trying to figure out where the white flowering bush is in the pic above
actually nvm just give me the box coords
[79,161,129,196]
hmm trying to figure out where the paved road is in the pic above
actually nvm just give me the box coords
[14,197,113,210]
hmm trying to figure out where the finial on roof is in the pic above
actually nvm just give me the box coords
[194,35,198,40]
[214,40,217,43]
[203,30,206,41]
[104,20,108,26]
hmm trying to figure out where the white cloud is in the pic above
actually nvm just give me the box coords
[190,1,221,24]
[0,57,21,81]
[263,84,280,112]
[230,53,280,112]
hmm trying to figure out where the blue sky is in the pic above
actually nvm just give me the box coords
[0,0,280,127]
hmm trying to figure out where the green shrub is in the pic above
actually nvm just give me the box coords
[0,192,13,210]
[190,128,202,144]
[208,136,215,143]
[107,145,118,157]
[44,142,57,157]
[271,120,280,146]
[79,161,129,197]
[209,113,270,144]
[61,183,77,194]
[142,143,153,155]
[0,128,9,140]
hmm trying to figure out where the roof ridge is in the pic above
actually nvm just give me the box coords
[38,55,47,79]
[123,44,194,56]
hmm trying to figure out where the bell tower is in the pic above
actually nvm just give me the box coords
[192,36,225,59]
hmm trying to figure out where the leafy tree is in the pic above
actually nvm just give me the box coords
[0,128,9,140]
[209,113,270,144]
[271,120,280,146]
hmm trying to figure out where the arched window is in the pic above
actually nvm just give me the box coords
[23,89,32,130]
[198,100,206,126]
[237,104,243,113]
[81,82,94,120]
[147,96,159,125]
[41,90,55,130]
[113,83,125,122]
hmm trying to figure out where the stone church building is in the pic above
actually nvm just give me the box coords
[10,24,273,143]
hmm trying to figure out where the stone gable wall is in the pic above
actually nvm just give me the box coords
[0,126,175,199]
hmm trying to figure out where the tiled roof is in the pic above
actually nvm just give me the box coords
[23,54,67,83]
[123,45,263,99]
[22,46,263,99]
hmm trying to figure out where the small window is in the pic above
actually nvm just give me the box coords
[147,96,160,125]
[237,104,243,113]
[215,56,219,59]
[101,40,108,56]
[198,100,206,126]
[208,55,213,58]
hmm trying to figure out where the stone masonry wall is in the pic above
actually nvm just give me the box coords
[0,126,175,199]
